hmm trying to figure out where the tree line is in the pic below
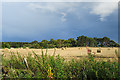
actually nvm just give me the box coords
[1,35,120,49]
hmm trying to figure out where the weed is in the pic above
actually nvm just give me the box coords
[2,51,120,79]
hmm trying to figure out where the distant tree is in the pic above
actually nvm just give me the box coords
[34,44,40,49]
[96,38,103,47]
[50,38,55,44]
[5,43,11,49]
[23,44,32,48]
[77,35,90,46]
[68,38,77,47]
[40,40,49,48]
[48,44,56,48]
[103,37,110,47]
[56,39,62,48]
[94,37,98,47]
[77,35,85,46]
[109,40,116,47]
[88,38,97,47]
[1,36,119,48]
[30,40,38,44]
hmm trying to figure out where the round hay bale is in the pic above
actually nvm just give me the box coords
[25,47,29,50]
[61,47,65,50]
[97,49,102,53]
[25,47,30,51]
[65,47,67,49]
[54,48,57,50]
[78,47,82,50]
[20,47,23,49]
[25,47,31,52]
[108,48,110,50]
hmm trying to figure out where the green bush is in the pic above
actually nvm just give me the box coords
[2,51,120,79]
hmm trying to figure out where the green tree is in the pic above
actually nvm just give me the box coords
[68,38,77,47]
[88,38,97,47]
[103,37,110,47]
[31,43,40,49]
[50,38,55,44]
[77,35,89,46]
[40,40,49,48]
[96,38,103,47]
[30,40,38,44]
[4,43,11,49]
[56,39,62,48]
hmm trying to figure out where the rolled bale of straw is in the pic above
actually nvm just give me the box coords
[25,47,31,53]
[25,47,29,50]
[97,48,102,53]
[61,47,65,50]
[108,48,110,50]
[78,47,82,50]
[20,47,23,49]
[54,48,57,50]
[65,47,67,49]
[26,47,29,49]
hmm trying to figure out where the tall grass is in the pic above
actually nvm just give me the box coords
[2,50,120,79]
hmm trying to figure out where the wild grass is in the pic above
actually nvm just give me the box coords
[1,50,120,79]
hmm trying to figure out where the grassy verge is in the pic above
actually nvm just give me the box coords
[1,51,120,79]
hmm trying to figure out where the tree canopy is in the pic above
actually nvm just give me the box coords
[1,36,120,49]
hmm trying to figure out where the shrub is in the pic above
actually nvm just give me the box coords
[2,51,120,79]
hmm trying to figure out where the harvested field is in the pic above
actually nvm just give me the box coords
[1,47,120,79]
[0,47,119,62]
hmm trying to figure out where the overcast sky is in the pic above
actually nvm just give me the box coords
[2,2,118,42]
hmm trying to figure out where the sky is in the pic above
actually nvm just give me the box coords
[2,2,118,42]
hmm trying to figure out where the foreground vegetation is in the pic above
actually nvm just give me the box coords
[1,36,120,49]
[2,51,120,79]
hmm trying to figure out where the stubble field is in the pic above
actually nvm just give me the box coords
[1,47,119,62]
[1,47,120,79]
